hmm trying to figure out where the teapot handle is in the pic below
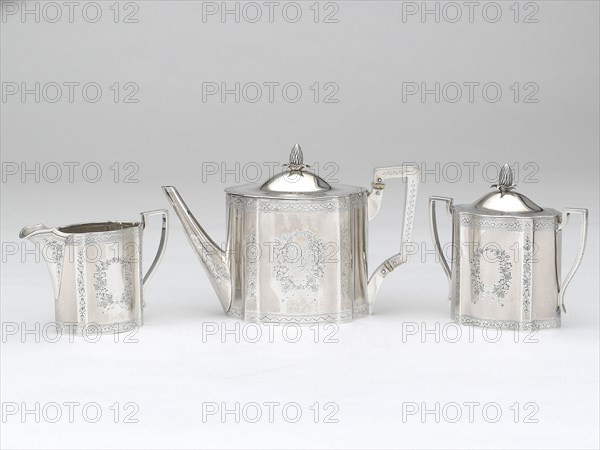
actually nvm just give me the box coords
[366,164,419,311]
[557,208,588,313]
[429,196,454,300]
[141,209,169,288]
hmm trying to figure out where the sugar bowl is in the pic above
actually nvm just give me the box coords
[429,165,588,330]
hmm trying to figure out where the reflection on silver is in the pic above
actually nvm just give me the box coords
[163,144,420,324]
[430,165,588,330]
[20,210,168,335]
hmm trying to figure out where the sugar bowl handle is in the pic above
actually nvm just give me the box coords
[557,208,588,313]
[429,196,454,299]
[366,164,420,311]
[140,209,169,287]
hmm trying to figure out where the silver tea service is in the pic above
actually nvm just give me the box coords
[20,210,168,335]
[429,165,588,330]
[19,149,590,333]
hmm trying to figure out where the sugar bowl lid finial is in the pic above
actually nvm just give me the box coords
[473,163,542,213]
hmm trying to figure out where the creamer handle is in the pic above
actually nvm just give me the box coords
[429,196,454,299]
[141,209,169,288]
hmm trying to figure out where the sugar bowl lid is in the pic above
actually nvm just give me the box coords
[471,164,543,214]
[224,144,366,199]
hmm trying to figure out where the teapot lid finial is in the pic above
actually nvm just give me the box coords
[285,144,308,172]
[259,144,331,194]
[290,144,303,166]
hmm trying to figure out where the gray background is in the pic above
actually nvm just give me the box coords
[1,1,599,448]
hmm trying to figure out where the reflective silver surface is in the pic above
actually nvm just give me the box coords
[163,145,419,324]
[260,144,333,194]
[429,165,588,330]
[20,210,168,335]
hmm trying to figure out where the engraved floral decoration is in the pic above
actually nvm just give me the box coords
[459,215,556,231]
[190,234,229,287]
[455,314,560,331]
[245,230,258,305]
[226,195,365,213]
[522,236,533,319]
[339,219,352,301]
[273,230,326,297]
[76,247,86,322]
[93,257,134,312]
[38,237,65,302]
[470,244,513,306]
[235,307,369,325]
[41,237,64,285]
[403,180,417,246]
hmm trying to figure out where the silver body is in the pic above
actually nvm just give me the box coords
[224,189,370,323]
[163,145,419,324]
[429,166,588,330]
[20,211,168,334]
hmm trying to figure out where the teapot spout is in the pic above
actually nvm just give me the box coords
[162,186,232,312]
[19,224,65,300]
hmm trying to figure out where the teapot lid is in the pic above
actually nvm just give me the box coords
[224,144,366,199]
[259,144,332,194]
[471,164,543,213]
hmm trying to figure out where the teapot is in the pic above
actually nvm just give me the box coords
[163,144,420,324]
[429,164,588,330]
